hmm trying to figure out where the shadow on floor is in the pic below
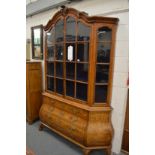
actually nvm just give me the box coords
[26,120,125,155]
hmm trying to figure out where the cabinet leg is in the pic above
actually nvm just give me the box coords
[39,123,44,131]
[106,148,112,155]
[28,120,33,125]
[83,149,91,155]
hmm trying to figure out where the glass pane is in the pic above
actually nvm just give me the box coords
[77,43,89,62]
[55,19,64,42]
[47,46,54,61]
[32,26,43,60]
[66,16,76,41]
[76,83,87,101]
[95,85,107,103]
[98,27,112,42]
[47,28,55,43]
[56,79,63,94]
[34,45,42,58]
[47,77,54,91]
[96,65,109,83]
[47,62,54,76]
[66,43,75,61]
[66,62,75,80]
[56,44,64,60]
[97,42,111,63]
[56,62,63,78]
[33,28,40,44]
[66,80,74,97]
[77,21,90,41]
[76,63,88,82]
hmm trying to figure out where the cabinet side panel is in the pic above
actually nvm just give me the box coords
[85,111,113,146]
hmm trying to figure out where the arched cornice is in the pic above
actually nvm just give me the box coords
[44,6,119,31]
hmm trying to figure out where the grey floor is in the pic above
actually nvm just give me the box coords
[26,120,126,155]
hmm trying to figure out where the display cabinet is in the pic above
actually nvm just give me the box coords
[39,7,118,155]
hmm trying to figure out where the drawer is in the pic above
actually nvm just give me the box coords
[50,113,85,143]
[43,96,88,120]
[46,106,86,130]
[69,127,85,143]
[55,100,88,120]
[28,63,41,70]
[40,98,87,144]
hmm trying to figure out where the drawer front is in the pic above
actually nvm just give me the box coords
[68,124,85,143]
[43,96,88,120]
[28,63,41,70]
[41,95,88,143]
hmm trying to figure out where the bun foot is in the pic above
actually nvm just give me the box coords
[39,123,44,131]
[83,149,91,155]
[106,148,112,155]
[27,120,33,125]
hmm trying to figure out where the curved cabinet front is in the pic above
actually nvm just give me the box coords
[39,95,88,144]
[39,94,113,148]
[85,111,113,147]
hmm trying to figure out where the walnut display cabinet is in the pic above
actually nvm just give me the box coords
[39,7,118,155]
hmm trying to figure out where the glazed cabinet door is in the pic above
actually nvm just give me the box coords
[93,24,115,105]
[75,20,90,101]
[45,16,92,103]
[46,18,65,96]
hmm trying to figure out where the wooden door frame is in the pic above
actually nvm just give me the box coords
[121,88,129,154]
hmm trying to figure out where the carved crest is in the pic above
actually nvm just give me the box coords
[60,5,68,16]
[44,6,118,31]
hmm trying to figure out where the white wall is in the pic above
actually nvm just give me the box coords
[107,11,129,153]
[26,0,129,154]
[26,0,38,5]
